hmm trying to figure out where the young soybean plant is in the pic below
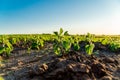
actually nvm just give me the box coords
[73,37,80,51]
[0,38,13,57]
[85,33,95,55]
[85,42,95,55]
[53,28,71,56]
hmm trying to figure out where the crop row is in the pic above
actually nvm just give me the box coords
[0,28,120,57]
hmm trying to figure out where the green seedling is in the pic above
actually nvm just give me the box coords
[53,28,71,56]
[85,42,95,55]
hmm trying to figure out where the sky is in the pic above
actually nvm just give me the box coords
[0,0,120,34]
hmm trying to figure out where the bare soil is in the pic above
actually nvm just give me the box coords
[0,43,120,80]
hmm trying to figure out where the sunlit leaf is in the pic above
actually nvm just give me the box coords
[59,28,63,35]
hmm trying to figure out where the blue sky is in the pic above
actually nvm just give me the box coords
[0,0,120,34]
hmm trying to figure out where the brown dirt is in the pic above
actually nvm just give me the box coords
[0,43,120,80]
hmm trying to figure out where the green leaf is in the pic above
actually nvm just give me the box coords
[59,28,63,35]
[73,43,80,51]
[85,43,95,55]
[5,47,12,57]
[40,39,44,47]
[0,47,5,54]
[53,32,58,36]
[6,42,13,49]
[64,31,69,35]
[53,45,61,56]
[62,40,71,52]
